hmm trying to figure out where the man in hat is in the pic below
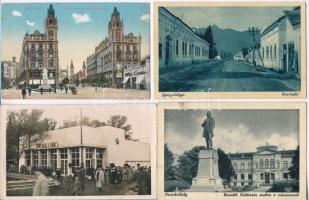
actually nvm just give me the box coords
[32,167,49,196]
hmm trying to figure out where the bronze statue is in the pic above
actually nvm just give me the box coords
[202,111,215,149]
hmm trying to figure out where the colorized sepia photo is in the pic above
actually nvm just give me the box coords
[154,2,306,99]
[157,103,306,200]
[1,104,156,198]
[1,2,150,99]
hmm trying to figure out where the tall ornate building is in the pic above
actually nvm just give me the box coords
[86,7,142,88]
[18,4,59,88]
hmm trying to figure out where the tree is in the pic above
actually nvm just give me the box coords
[90,119,106,128]
[6,109,57,171]
[108,115,132,132]
[242,48,249,58]
[61,77,69,85]
[289,146,299,181]
[217,148,235,184]
[164,144,177,191]
[203,25,218,59]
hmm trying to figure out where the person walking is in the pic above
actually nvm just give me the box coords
[32,168,49,196]
[79,164,86,192]
[73,168,81,196]
[65,85,68,94]
[28,87,32,96]
[95,166,105,192]
[22,87,27,99]
[40,87,44,95]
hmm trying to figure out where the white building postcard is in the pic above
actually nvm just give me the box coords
[1,2,150,100]
[154,2,306,99]
[157,102,306,200]
[0,104,156,199]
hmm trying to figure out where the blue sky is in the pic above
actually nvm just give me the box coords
[1,3,150,71]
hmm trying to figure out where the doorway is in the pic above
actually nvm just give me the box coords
[265,172,270,184]
[165,35,172,67]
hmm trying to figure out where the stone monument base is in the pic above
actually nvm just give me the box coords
[188,148,224,192]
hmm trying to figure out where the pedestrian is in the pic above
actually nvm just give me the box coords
[32,168,49,196]
[79,163,86,192]
[64,163,73,194]
[110,164,117,186]
[22,87,26,99]
[73,168,81,196]
[40,87,44,95]
[95,166,105,192]
[28,87,32,96]
[65,85,68,94]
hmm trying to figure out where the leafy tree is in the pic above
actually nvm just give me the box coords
[75,78,80,86]
[108,115,132,132]
[6,109,57,171]
[61,77,69,85]
[164,144,177,191]
[217,148,235,184]
[242,48,249,58]
[289,146,299,181]
[90,119,106,128]
[203,25,218,59]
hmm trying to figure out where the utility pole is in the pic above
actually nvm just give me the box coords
[80,108,84,168]
[248,27,259,70]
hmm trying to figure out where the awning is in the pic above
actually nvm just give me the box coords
[122,77,130,83]
[135,75,145,84]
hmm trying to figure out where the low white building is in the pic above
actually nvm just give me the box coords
[19,125,150,175]
[159,7,209,68]
[233,51,245,61]
[258,7,300,74]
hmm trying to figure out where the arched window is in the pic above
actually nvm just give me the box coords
[259,159,264,169]
[265,159,269,169]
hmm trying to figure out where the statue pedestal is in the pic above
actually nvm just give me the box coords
[190,148,224,192]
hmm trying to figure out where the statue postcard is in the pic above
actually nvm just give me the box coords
[157,102,306,200]
[1,2,150,100]
[153,1,306,99]
[0,103,156,199]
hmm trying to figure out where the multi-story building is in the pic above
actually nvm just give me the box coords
[257,7,300,75]
[86,7,142,88]
[1,57,19,87]
[159,7,209,68]
[18,4,59,88]
[229,144,296,188]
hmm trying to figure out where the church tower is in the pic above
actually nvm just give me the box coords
[108,7,124,42]
[45,4,58,40]
[70,60,74,77]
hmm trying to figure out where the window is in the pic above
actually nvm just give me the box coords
[25,151,31,166]
[274,44,277,59]
[159,43,162,59]
[271,173,275,180]
[48,61,54,68]
[260,173,264,180]
[248,162,252,169]
[241,182,244,186]
[255,162,258,169]
[50,149,57,168]
[262,47,264,59]
[96,148,104,168]
[86,148,93,169]
[248,174,252,180]
[241,174,245,180]
[32,150,38,167]
[270,45,273,59]
[41,150,47,167]
[265,159,269,169]
[71,148,80,168]
[266,46,269,59]
[283,173,289,179]
[233,163,238,170]
[235,174,237,180]
[260,159,264,169]
[60,149,68,174]
[270,159,275,169]
[176,40,179,56]
[241,163,245,170]
[182,42,184,56]
[283,161,288,169]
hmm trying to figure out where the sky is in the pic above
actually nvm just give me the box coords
[4,104,155,143]
[165,109,299,156]
[1,3,150,72]
[166,6,296,32]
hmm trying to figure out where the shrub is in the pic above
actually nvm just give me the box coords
[269,180,299,192]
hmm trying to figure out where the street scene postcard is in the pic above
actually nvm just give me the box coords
[1,2,150,100]
[0,104,156,199]
[154,2,306,99]
[157,102,306,200]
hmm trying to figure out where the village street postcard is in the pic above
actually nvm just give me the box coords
[157,102,306,200]
[154,2,306,99]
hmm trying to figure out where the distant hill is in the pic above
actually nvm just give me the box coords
[196,25,255,56]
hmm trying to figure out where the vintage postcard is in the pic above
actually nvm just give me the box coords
[0,104,156,199]
[154,2,306,99]
[157,102,306,200]
[1,2,150,100]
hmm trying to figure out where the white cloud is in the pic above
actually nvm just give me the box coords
[26,20,35,27]
[139,14,150,22]
[166,123,298,156]
[12,10,22,17]
[72,13,91,24]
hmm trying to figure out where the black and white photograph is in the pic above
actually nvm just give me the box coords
[157,103,306,200]
[155,2,306,98]
[1,104,156,198]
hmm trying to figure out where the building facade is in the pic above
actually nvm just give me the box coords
[123,56,150,90]
[18,4,59,88]
[159,7,209,68]
[258,7,300,75]
[1,57,19,87]
[19,125,150,175]
[86,7,142,88]
[229,144,296,188]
